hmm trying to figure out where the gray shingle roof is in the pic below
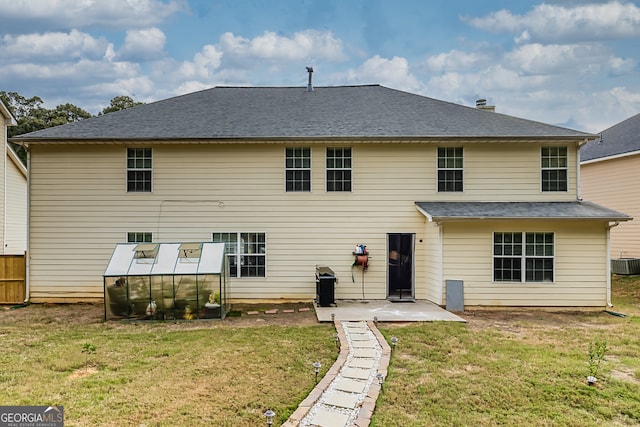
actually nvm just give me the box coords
[415,201,631,221]
[13,85,594,142]
[581,112,640,162]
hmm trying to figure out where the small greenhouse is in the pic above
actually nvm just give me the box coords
[103,242,229,321]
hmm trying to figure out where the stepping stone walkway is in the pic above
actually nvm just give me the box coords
[283,321,391,427]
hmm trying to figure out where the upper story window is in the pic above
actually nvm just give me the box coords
[541,146,567,191]
[493,232,555,283]
[127,148,152,192]
[285,147,311,192]
[437,147,463,192]
[326,147,352,192]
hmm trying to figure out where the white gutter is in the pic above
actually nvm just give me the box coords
[415,205,434,222]
[606,221,620,307]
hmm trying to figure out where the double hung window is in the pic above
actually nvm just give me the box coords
[285,148,311,192]
[326,147,352,191]
[127,148,152,192]
[213,232,266,278]
[437,147,463,192]
[541,146,567,191]
[493,232,555,282]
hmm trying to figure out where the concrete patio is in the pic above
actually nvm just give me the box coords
[314,299,466,323]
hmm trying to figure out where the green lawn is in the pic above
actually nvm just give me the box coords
[1,276,639,426]
[375,276,640,426]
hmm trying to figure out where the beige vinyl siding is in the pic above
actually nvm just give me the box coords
[439,220,608,307]
[423,222,442,303]
[29,143,428,301]
[28,139,585,302]
[581,155,640,258]
[5,152,27,254]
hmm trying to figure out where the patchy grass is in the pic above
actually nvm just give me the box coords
[374,275,640,426]
[2,276,640,426]
[0,305,335,426]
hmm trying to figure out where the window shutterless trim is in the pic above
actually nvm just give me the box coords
[285,147,312,192]
[126,147,152,192]
[213,232,267,278]
[541,146,568,192]
[326,147,352,192]
[493,232,555,283]
[437,147,463,192]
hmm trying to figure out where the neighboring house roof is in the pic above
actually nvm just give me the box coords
[12,85,594,142]
[0,99,17,126]
[415,201,631,222]
[581,112,640,162]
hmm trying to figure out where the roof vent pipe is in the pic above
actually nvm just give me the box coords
[476,98,495,112]
[306,66,314,92]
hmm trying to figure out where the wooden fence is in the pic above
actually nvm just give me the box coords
[0,253,26,304]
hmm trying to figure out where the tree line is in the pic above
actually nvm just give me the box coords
[1,92,143,164]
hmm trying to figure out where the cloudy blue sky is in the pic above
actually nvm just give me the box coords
[0,0,639,133]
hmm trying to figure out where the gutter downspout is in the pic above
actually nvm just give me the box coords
[606,221,620,307]
[576,138,589,201]
[23,147,30,303]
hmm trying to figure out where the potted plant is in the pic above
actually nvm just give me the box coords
[204,291,221,318]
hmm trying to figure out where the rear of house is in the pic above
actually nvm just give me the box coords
[13,84,629,308]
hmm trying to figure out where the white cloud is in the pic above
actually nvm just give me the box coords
[504,43,609,75]
[219,30,347,64]
[177,45,223,79]
[0,30,108,63]
[423,50,489,73]
[0,0,185,31]
[466,1,640,43]
[335,55,424,93]
[116,28,167,61]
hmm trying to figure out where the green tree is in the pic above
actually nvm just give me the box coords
[0,91,92,165]
[99,95,143,115]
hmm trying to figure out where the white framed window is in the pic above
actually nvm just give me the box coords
[493,232,555,283]
[127,148,152,192]
[437,147,463,192]
[541,146,567,191]
[213,232,266,278]
[285,147,311,192]
[326,147,352,192]
[127,232,152,243]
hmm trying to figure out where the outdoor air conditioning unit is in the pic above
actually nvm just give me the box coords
[611,258,640,275]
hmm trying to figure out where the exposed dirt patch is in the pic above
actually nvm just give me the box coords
[0,301,319,328]
[69,366,99,379]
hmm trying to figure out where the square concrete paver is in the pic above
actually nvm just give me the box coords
[351,340,376,349]
[342,367,371,380]
[348,333,370,341]
[348,358,376,369]
[351,348,377,358]
[323,393,360,409]
[334,378,367,394]
[310,410,350,427]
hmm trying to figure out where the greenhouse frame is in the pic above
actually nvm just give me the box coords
[103,242,228,321]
